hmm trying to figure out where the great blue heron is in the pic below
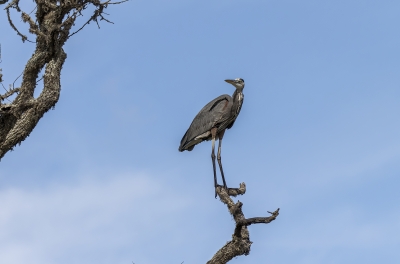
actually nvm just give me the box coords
[179,78,245,196]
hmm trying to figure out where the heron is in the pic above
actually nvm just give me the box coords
[179,78,245,196]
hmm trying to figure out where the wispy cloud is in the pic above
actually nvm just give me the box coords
[0,172,191,264]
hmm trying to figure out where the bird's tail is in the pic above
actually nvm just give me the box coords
[178,131,188,152]
[179,131,195,152]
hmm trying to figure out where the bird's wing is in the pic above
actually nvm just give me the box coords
[179,94,233,151]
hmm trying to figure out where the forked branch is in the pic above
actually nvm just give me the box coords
[207,183,279,264]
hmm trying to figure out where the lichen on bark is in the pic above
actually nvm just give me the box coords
[0,0,126,159]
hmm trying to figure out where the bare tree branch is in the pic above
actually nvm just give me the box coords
[0,0,127,159]
[234,209,280,237]
[6,4,31,43]
[68,0,128,38]
[0,87,20,103]
[207,184,279,264]
[21,12,44,38]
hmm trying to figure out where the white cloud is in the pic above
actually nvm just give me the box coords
[0,173,191,264]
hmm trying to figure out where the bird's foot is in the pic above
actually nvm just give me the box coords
[215,184,229,198]
[214,185,220,198]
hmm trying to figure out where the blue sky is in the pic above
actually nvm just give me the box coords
[1,1,400,263]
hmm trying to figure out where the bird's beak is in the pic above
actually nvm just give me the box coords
[225,79,235,84]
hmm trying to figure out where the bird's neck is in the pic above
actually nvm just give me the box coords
[232,89,244,116]
[232,89,243,101]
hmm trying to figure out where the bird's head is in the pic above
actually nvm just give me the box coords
[225,78,245,90]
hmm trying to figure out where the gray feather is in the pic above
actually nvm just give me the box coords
[179,94,233,151]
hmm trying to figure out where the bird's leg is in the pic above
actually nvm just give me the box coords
[211,128,218,198]
[217,131,228,190]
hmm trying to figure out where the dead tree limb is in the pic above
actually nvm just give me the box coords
[0,0,127,159]
[207,183,279,264]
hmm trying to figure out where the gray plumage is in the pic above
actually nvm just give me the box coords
[178,78,245,196]
[179,79,244,152]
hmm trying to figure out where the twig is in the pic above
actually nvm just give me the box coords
[12,71,23,89]
[0,87,19,102]
[108,0,129,5]
[21,12,43,38]
[0,83,12,103]
[68,0,127,38]
[20,5,36,22]
[1,82,8,93]
[36,75,44,84]
[6,1,35,43]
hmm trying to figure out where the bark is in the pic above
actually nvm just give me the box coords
[0,0,126,159]
[207,183,279,264]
